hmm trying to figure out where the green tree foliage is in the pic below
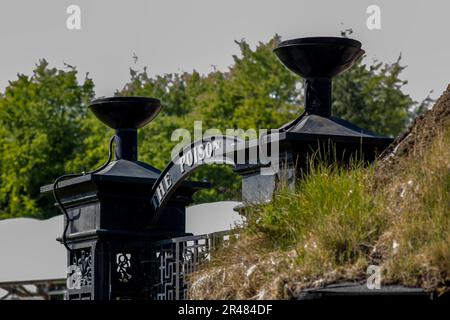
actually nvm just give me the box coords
[333,55,418,137]
[0,60,95,219]
[0,36,430,219]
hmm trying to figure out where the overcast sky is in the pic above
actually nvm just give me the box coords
[0,0,448,102]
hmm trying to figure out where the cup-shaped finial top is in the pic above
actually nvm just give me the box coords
[89,96,161,129]
[273,37,364,79]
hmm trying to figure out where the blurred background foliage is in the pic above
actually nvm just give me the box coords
[0,36,432,219]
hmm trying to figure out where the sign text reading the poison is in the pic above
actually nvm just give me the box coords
[150,139,224,212]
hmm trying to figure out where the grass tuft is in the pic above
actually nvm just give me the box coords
[189,111,450,300]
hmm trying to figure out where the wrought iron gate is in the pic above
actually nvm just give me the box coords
[64,230,235,300]
[150,231,234,300]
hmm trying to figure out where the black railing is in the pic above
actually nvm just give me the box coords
[150,231,236,300]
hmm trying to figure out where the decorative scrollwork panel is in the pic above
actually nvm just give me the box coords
[67,248,93,290]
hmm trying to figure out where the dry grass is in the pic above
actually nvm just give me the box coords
[376,125,450,293]
[189,86,450,300]
[190,164,382,300]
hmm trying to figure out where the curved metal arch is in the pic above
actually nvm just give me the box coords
[149,135,243,225]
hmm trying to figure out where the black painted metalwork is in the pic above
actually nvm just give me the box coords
[235,37,394,204]
[149,135,242,224]
[274,37,363,118]
[149,231,234,300]
[89,97,161,161]
[41,96,208,300]
[38,37,396,301]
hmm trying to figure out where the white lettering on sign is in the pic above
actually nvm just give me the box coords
[179,140,222,173]
[179,155,186,173]
[197,144,205,160]
[205,142,213,158]
[152,172,173,207]
[156,183,166,201]
[186,150,193,166]
[164,173,173,190]
[150,138,229,215]
[212,140,221,150]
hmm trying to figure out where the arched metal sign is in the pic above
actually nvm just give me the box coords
[149,135,242,224]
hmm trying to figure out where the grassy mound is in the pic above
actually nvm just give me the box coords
[189,85,450,299]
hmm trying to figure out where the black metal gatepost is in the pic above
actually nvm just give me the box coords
[40,97,208,300]
[235,37,394,204]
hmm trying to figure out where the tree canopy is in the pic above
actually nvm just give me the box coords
[0,36,430,219]
[0,60,94,219]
